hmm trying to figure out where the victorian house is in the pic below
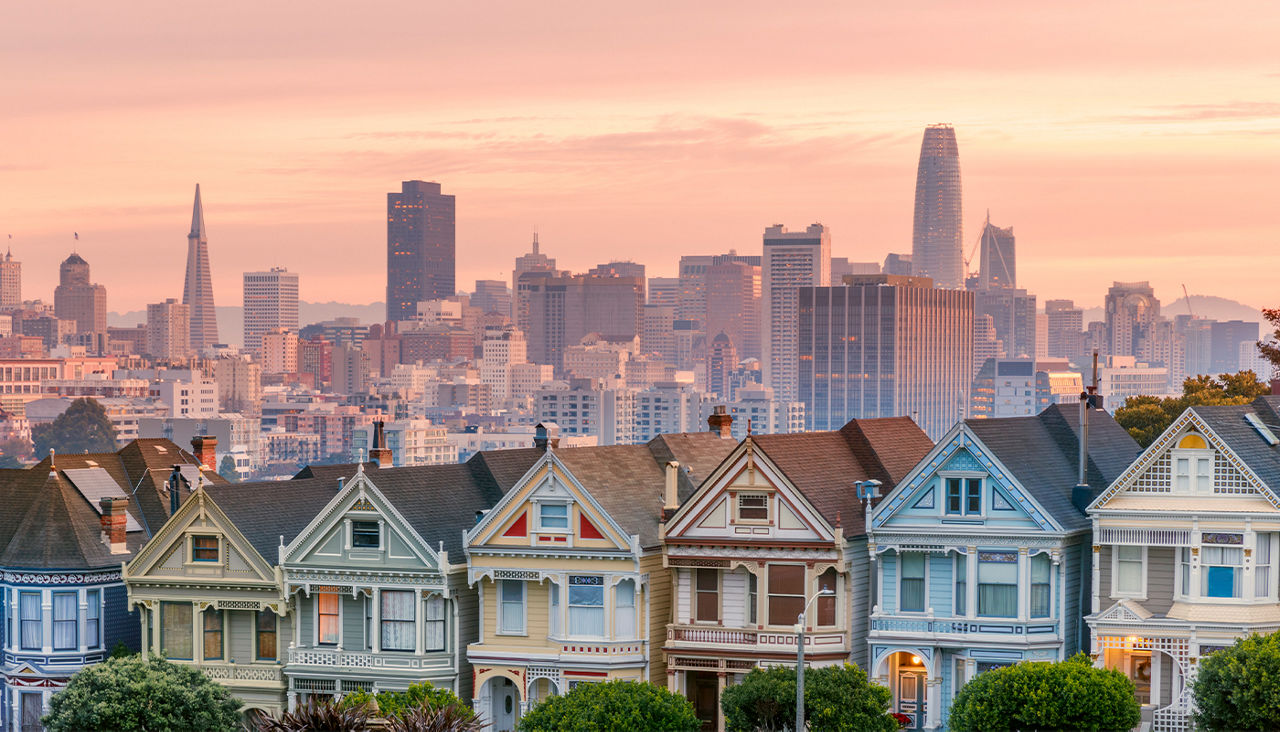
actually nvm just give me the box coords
[867,404,1139,730]
[1087,397,1280,732]
[662,417,933,732]
[3,438,218,731]
[464,430,734,732]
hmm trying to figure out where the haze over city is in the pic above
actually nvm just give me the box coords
[4,1,1279,311]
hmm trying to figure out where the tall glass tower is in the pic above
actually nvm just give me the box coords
[911,125,963,289]
[386,180,456,322]
[183,184,220,351]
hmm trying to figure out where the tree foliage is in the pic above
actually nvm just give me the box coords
[43,655,241,731]
[1114,370,1270,447]
[31,397,116,458]
[1193,631,1280,731]
[719,664,896,732]
[342,682,475,723]
[1260,308,1280,378]
[948,654,1139,732]
[255,698,371,731]
[518,679,699,732]
[218,454,239,482]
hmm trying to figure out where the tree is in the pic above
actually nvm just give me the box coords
[1193,631,1280,730]
[342,682,477,724]
[719,664,896,732]
[31,398,116,458]
[1114,370,1270,447]
[218,454,239,482]
[43,655,241,731]
[1260,308,1280,377]
[518,680,699,732]
[948,654,1139,732]
[0,435,31,467]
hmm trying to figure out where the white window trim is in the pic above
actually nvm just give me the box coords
[350,519,383,551]
[940,473,986,517]
[185,532,224,566]
[1170,448,1214,495]
[1110,545,1148,600]
[692,568,721,625]
[734,491,771,524]
[534,501,572,534]
[898,551,929,614]
[497,580,527,636]
[314,592,343,647]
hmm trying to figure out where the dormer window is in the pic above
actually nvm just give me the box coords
[1173,434,1214,493]
[351,521,381,549]
[538,503,569,531]
[737,493,769,521]
[192,536,219,562]
[945,478,982,515]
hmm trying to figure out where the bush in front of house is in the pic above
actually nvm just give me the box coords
[948,653,1139,732]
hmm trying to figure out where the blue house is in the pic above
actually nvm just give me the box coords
[865,404,1139,730]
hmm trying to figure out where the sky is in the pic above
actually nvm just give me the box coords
[2,1,1278,313]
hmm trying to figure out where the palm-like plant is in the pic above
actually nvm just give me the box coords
[253,697,373,731]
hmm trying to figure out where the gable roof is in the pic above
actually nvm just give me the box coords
[965,404,1140,531]
[1191,397,1280,493]
[751,416,934,534]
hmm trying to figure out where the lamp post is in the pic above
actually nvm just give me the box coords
[795,585,835,732]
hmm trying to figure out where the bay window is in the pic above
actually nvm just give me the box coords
[203,608,224,660]
[695,569,719,622]
[381,590,415,651]
[900,553,926,612]
[978,552,1017,617]
[1113,546,1145,597]
[53,592,77,651]
[748,573,758,625]
[549,582,561,636]
[21,592,43,650]
[954,555,967,616]
[614,580,636,639]
[161,602,193,659]
[317,593,340,645]
[1202,546,1243,598]
[1030,553,1052,617]
[86,589,100,649]
[424,595,446,651]
[568,576,604,638]
[1179,548,1191,596]
[1257,534,1273,598]
[816,568,837,626]
[767,565,804,626]
[499,580,525,634]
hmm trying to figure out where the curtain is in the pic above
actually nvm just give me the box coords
[318,593,340,644]
[1257,534,1272,598]
[52,593,78,650]
[954,556,967,615]
[1030,554,1051,617]
[20,593,41,650]
[614,580,636,639]
[381,590,416,651]
[424,596,446,651]
[900,554,926,612]
[501,581,524,633]
[1202,547,1242,598]
[549,583,561,637]
[162,603,193,659]
[86,590,100,649]
[568,584,604,638]
[978,555,1018,617]
[204,609,224,659]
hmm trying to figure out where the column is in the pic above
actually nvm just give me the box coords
[1091,544,1101,614]
[1016,548,1028,621]
[371,589,381,653]
[151,605,161,657]
[193,603,203,663]
[666,669,677,692]
[42,591,51,653]
[716,671,727,732]
[414,591,425,655]
[1151,651,1163,708]
[140,606,149,659]
[78,589,88,653]
[966,548,977,619]
[924,674,942,729]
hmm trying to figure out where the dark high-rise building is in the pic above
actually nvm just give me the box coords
[1210,320,1260,374]
[512,234,561,330]
[977,214,1016,289]
[386,180,456,322]
[974,288,1037,360]
[183,184,220,351]
[798,274,972,439]
[53,252,107,337]
[525,273,644,372]
[911,125,963,288]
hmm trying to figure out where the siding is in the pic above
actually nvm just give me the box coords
[722,568,747,628]
[675,568,690,624]
[1145,547,1176,616]
[881,554,897,614]
[105,583,140,653]
[1097,545,1111,601]
[847,538,870,670]
[229,609,253,662]
[639,553,670,681]
[449,569,479,699]
[343,595,365,649]
[1064,539,1086,656]
[928,554,951,616]
[297,594,312,644]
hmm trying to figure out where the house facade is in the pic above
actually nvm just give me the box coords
[868,404,1139,730]
[663,418,933,732]
[1087,397,1280,732]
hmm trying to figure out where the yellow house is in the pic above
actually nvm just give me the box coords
[464,432,733,732]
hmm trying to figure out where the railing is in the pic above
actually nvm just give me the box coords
[286,647,450,671]
[558,639,647,657]
[666,624,846,650]
[668,626,758,645]
[870,615,1059,638]
[201,662,283,684]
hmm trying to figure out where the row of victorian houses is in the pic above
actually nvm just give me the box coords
[3,396,1280,731]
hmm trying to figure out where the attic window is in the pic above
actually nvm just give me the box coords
[192,536,219,562]
[737,493,768,521]
[352,521,380,549]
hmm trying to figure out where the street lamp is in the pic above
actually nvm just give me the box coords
[795,585,835,732]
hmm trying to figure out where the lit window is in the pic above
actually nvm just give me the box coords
[317,593,340,645]
[192,536,219,562]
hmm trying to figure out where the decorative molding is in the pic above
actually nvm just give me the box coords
[3,570,121,586]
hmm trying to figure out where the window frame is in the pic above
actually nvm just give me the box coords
[537,502,570,532]
[85,589,101,649]
[19,591,41,651]
[380,589,416,652]
[748,572,758,625]
[52,591,78,651]
[1201,545,1244,599]
[899,552,927,613]
[736,492,770,522]
[203,607,224,660]
[351,520,381,549]
[614,579,637,640]
[815,568,838,627]
[977,552,1018,618]
[694,568,720,623]
[1257,533,1274,600]
[767,564,806,627]
[954,554,968,616]
[1029,553,1053,618]
[190,534,220,563]
[160,601,194,660]
[567,575,605,639]
[943,475,984,516]
[316,592,341,646]
[255,609,278,661]
[424,595,446,652]
[1110,545,1148,599]
[498,580,527,635]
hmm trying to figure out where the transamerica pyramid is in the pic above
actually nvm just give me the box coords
[183,184,219,351]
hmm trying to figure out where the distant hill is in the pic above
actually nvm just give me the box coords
[1081,296,1265,329]
[107,301,387,349]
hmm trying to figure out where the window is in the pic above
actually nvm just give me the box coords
[352,521,380,548]
[748,573,758,625]
[86,590,100,649]
[1030,554,1052,618]
[52,592,77,651]
[954,555,967,616]
[966,479,982,513]
[946,478,962,513]
[568,576,605,638]
[317,593,340,645]
[20,592,41,650]
[549,582,561,636]
[192,535,219,562]
[424,595,446,651]
[1202,546,1243,598]
[203,608,224,660]
[768,565,805,626]
[1179,548,1191,596]
[816,568,837,626]
[539,503,569,530]
[945,478,982,515]
[695,569,719,622]
[1258,534,1273,598]
[615,580,636,639]
[161,602,193,659]
[737,493,768,521]
[978,553,1018,618]
[256,609,277,661]
[499,580,525,634]
[900,553,926,612]
[1114,546,1145,596]
[381,590,415,651]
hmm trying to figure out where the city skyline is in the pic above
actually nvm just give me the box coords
[3,2,1278,311]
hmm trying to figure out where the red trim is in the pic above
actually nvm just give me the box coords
[502,511,528,538]
[580,514,606,540]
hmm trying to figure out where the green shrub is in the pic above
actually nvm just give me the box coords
[719,663,895,732]
[518,679,699,731]
[1193,632,1280,731]
[342,682,472,720]
[948,653,1140,732]
[43,655,240,731]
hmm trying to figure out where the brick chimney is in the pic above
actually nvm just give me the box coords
[100,497,128,554]
[708,405,733,439]
[534,422,560,451]
[369,421,393,468]
[191,436,217,471]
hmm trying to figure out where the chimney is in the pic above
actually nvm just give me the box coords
[708,405,733,439]
[191,435,217,471]
[369,421,393,468]
[534,422,560,451]
[662,461,681,521]
[1071,391,1095,514]
[100,497,128,554]
[168,465,183,514]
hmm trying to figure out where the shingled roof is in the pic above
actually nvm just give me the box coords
[1187,396,1280,493]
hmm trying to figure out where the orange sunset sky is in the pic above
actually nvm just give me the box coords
[2,1,1278,313]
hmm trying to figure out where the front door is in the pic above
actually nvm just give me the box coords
[689,671,719,731]
[491,678,518,732]
[897,670,926,730]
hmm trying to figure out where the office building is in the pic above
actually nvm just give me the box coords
[882,253,913,276]
[387,180,456,321]
[212,357,263,415]
[512,233,560,327]
[243,267,299,353]
[53,252,108,338]
[911,125,963,288]
[471,280,512,317]
[634,382,705,441]
[798,275,973,438]
[647,277,680,307]
[261,328,299,375]
[0,248,20,307]
[830,258,880,285]
[524,273,643,372]
[706,332,737,398]
[1210,320,1260,373]
[1044,299,1084,362]
[676,252,761,327]
[969,357,1081,419]
[1105,281,1160,358]
[762,224,831,402]
[535,379,637,446]
[705,260,761,361]
[480,326,527,404]
[699,388,805,440]
[183,184,220,351]
[976,214,1016,289]
[145,298,191,362]
[1097,355,1170,409]
[973,287,1037,359]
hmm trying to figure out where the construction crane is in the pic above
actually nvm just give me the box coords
[1182,284,1195,319]
[962,210,989,280]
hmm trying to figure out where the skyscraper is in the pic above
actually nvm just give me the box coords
[146,298,191,362]
[183,184,220,351]
[512,233,560,328]
[243,267,299,354]
[1105,281,1160,358]
[762,224,830,402]
[911,124,963,288]
[53,252,107,336]
[387,180,456,321]
[705,260,761,361]
[1045,299,1085,362]
[524,273,644,372]
[706,331,738,399]
[977,213,1016,289]
[0,248,20,308]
